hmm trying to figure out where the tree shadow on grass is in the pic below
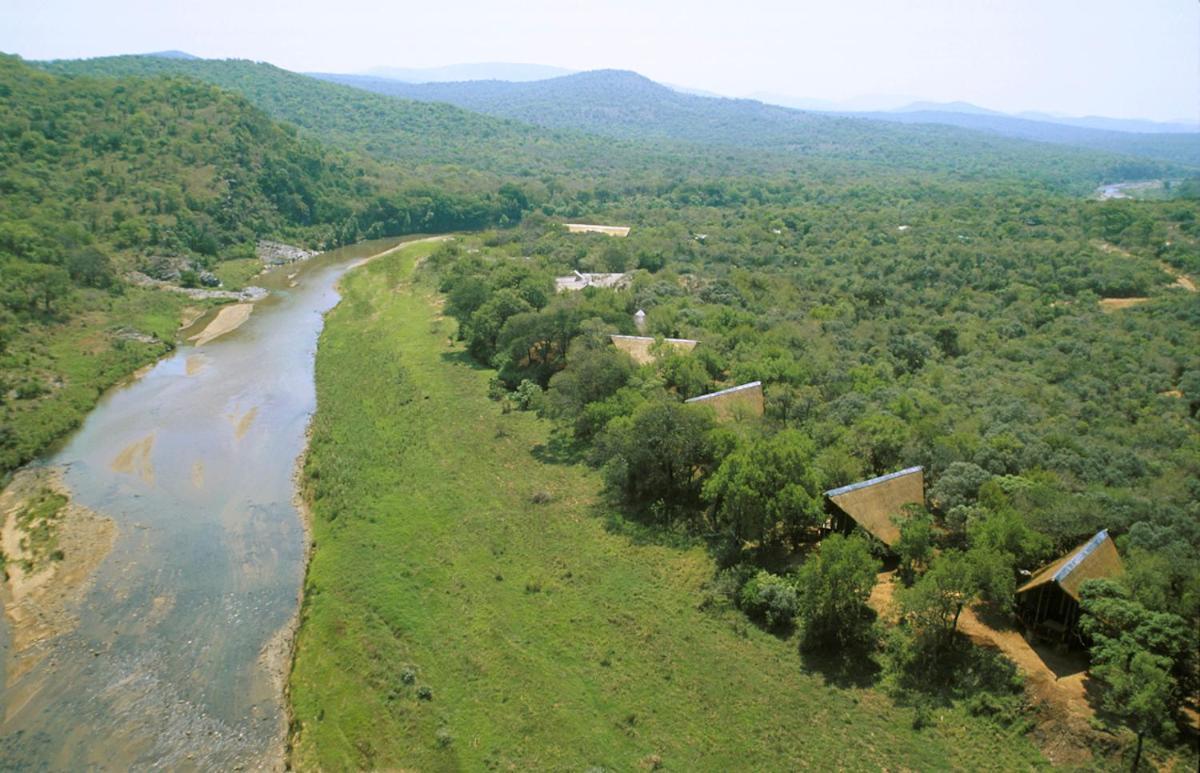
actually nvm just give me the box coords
[889,631,1027,716]
[800,640,883,689]
[530,429,589,466]
[590,501,705,552]
[438,349,490,371]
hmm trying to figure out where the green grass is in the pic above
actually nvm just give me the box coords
[209,258,265,291]
[288,242,1048,770]
[14,486,68,570]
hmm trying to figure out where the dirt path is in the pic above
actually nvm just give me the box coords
[867,573,1100,765]
[1099,296,1149,310]
[1094,240,1198,295]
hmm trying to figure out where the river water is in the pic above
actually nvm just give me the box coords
[0,237,407,769]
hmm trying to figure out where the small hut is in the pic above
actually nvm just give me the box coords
[823,466,925,549]
[1017,529,1124,645]
[634,309,647,333]
[684,381,764,421]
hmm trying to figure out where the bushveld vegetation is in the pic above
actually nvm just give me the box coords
[423,197,1199,766]
[1,46,1197,768]
[290,241,1049,769]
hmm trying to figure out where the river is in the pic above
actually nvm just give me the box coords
[0,237,413,769]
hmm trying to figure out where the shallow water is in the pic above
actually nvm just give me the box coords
[0,237,406,769]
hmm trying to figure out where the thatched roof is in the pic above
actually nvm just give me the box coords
[564,224,631,237]
[610,335,699,365]
[684,381,764,421]
[1017,529,1124,601]
[824,467,925,547]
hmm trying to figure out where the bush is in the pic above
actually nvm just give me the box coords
[738,570,799,630]
[513,379,544,411]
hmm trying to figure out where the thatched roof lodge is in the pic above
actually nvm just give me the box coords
[823,466,925,548]
[610,334,699,365]
[554,270,632,293]
[684,381,764,421]
[564,223,631,237]
[1017,529,1124,644]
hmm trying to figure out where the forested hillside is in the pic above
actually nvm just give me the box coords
[844,107,1200,168]
[38,56,1177,194]
[0,55,518,475]
[312,69,1181,186]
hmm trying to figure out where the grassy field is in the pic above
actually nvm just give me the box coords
[288,241,1048,770]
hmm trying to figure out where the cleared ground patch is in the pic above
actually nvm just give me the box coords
[287,243,1046,770]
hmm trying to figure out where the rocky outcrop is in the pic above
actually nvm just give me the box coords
[257,241,318,266]
[126,272,268,302]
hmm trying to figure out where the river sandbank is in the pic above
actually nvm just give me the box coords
[0,468,117,686]
[189,303,255,346]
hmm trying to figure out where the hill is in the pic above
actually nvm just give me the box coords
[31,56,1173,191]
[849,107,1200,168]
[309,69,1186,180]
[364,62,575,82]
[0,53,387,474]
[37,56,677,185]
[0,54,538,477]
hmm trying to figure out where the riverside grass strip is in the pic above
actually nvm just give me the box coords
[286,240,1046,771]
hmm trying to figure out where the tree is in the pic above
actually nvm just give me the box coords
[463,288,532,362]
[0,309,14,354]
[1079,580,1189,771]
[894,506,934,584]
[658,350,710,399]
[6,263,71,313]
[596,397,716,519]
[899,550,979,644]
[495,304,586,386]
[739,570,799,630]
[703,430,824,547]
[795,533,880,647]
[545,335,635,423]
[929,461,991,512]
[66,245,115,288]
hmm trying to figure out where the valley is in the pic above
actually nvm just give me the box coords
[0,35,1197,771]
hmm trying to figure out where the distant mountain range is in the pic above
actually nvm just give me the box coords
[364,62,575,83]
[146,50,200,60]
[887,101,1198,135]
[311,69,1200,168]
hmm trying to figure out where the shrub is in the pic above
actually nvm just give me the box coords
[738,570,799,630]
[513,378,544,411]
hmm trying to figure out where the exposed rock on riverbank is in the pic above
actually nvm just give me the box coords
[257,240,318,266]
[127,272,268,302]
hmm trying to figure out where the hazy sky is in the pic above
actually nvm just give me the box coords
[4,0,1198,122]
